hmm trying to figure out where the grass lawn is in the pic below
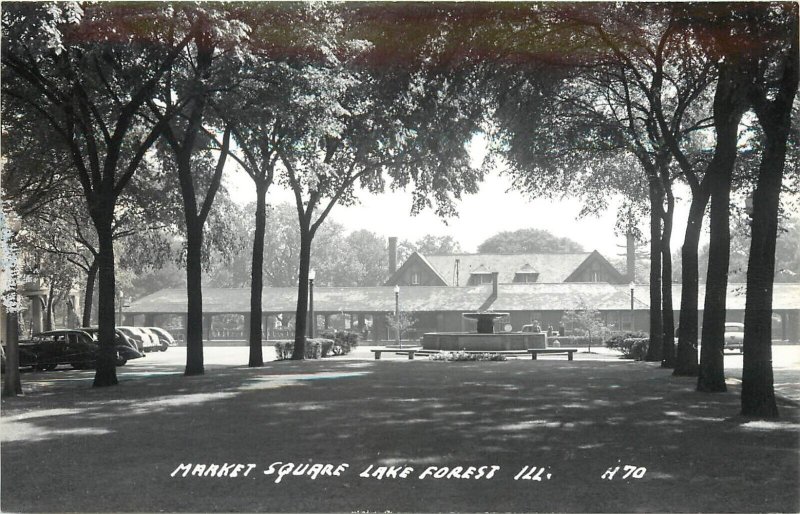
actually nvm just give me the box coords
[2,356,798,513]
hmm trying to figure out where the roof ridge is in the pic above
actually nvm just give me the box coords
[425,251,592,256]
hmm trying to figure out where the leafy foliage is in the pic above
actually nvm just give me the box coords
[561,302,608,351]
[429,351,508,362]
[274,338,334,360]
[477,228,584,254]
[385,311,418,341]
[319,330,359,355]
[605,333,650,360]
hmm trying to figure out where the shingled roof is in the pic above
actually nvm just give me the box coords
[128,285,493,314]
[423,252,596,284]
[127,282,800,315]
[490,283,648,311]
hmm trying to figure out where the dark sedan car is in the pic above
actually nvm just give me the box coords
[21,329,142,371]
[80,328,144,365]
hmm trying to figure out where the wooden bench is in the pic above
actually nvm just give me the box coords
[527,348,579,360]
[371,348,435,360]
[370,349,534,360]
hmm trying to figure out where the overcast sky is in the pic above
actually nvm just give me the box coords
[223,132,703,258]
[225,165,698,259]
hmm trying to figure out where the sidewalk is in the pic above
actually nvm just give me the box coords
[2,350,798,513]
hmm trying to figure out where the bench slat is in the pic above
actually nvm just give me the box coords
[527,348,578,361]
[371,348,579,361]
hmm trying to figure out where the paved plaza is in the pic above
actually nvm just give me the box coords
[2,346,799,513]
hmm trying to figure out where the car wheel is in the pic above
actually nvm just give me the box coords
[160,341,169,352]
[44,363,57,371]
[71,362,83,369]
[115,358,128,366]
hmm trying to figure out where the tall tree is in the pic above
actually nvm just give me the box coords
[278,3,486,358]
[2,3,191,386]
[221,74,280,367]
[695,11,756,393]
[741,3,799,417]
[397,234,463,263]
[650,6,717,376]
[477,228,583,254]
[149,6,243,375]
[220,4,327,366]
[490,4,705,364]
[342,230,390,286]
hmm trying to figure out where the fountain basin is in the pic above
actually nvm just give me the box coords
[462,311,509,334]
[422,332,546,352]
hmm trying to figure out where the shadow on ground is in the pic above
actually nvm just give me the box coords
[2,359,798,513]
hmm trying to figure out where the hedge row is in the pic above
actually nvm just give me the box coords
[274,330,361,360]
[319,330,359,355]
[274,338,334,360]
[604,332,650,360]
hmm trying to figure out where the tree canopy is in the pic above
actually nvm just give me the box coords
[477,228,584,254]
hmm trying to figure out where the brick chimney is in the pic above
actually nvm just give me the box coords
[388,237,398,274]
[626,231,636,282]
[478,271,499,311]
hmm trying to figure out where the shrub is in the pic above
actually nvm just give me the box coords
[319,330,359,356]
[273,338,334,360]
[429,351,507,362]
[605,332,649,360]
[551,335,593,347]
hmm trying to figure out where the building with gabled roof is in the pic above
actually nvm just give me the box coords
[385,250,627,287]
[123,239,800,344]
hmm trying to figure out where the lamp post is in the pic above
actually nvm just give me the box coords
[117,290,124,326]
[308,269,316,339]
[745,192,754,218]
[394,285,401,348]
[629,281,635,331]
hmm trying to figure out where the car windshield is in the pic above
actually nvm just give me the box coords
[725,325,744,332]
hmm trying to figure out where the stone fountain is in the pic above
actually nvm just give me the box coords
[422,312,547,352]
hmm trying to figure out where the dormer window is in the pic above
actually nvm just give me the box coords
[513,264,539,283]
[514,272,539,283]
[467,265,494,285]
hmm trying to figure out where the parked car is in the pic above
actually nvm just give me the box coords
[117,326,160,353]
[144,327,177,351]
[724,322,745,353]
[79,327,144,365]
[20,329,140,371]
[1,341,38,370]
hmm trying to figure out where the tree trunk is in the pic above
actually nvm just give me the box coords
[740,5,797,418]
[674,188,709,376]
[44,282,55,332]
[2,310,22,397]
[292,228,312,360]
[698,167,730,392]
[82,259,98,327]
[92,213,118,387]
[645,181,664,362]
[661,194,676,368]
[248,182,267,367]
[696,59,748,393]
[741,143,783,417]
[184,219,205,376]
